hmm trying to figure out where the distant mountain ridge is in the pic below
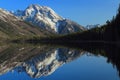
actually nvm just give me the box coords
[86,24,100,29]
[14,4,86,34]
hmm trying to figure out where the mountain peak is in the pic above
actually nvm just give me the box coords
[26,4,55,14]
[28,4,50,10]
[27,4,42,11]
[14,4,63,32]
[14,4,85,34]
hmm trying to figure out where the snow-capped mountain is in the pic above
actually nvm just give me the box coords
[14,4,86,34]
[86,24,100,29]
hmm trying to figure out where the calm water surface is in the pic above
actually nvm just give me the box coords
[0,44,119,80]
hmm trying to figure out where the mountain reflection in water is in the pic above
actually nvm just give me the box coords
[0,43,120,80]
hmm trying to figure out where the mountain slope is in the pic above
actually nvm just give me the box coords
[42,5,120,42]
[14,4,86,34]
[0,8,53,41]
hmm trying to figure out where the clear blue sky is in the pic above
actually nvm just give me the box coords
[0,0,119,26]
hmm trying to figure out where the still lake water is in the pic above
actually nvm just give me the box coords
[0,44,120,80]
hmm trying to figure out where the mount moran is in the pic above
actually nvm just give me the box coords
[14,4,86,34]
[0,4,85,40]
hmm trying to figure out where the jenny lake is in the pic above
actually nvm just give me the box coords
[0,43,120,80]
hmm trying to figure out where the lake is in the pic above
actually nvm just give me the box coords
[0,43,120,80]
